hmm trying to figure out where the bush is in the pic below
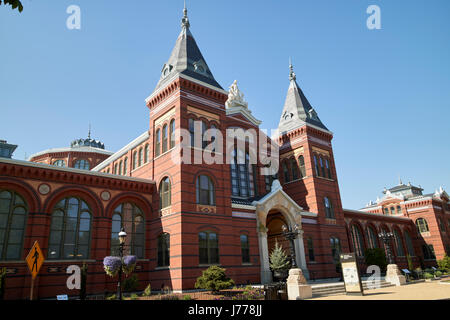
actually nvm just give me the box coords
[195,266,235,293]
[129,293,139,300]
[435,271,442,277]
[424,272,434,279]
[364,248,387,273]
[182,294,192,300]
[123,274,139,292]
[106,294,117,300]
[269,242,290,272]
[142,284,152,297]
[437,255,450,272]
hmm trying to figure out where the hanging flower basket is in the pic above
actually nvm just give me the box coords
[103,256,121,277]
[122,255,137,276]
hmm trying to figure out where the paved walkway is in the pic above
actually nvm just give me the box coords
[307,281,450,300]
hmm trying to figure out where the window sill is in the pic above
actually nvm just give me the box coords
[154,266,170,270]
[198,264,221,267]
[154,148,174,161]
[241,263,253,266]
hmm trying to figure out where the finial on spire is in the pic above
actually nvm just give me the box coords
[88,123,91,140]
[289,57,296,81]
[181,0,190,29]
[399,175,403,185]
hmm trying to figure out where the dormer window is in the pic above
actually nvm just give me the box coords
[193,60,207,75]
[161,64,173,79]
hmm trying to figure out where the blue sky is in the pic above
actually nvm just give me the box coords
[1,0,449,210]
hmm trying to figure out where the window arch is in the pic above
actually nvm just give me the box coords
[0,190,28,260]
[325,158,332,179]
[240,234,250,264]
[170,119,176,149]
[230,149,256,198]
[199,231,219,265]
[133,151,137,170]
[298,155,306,178]
[123,157,128,175]
[396,205,402,215]
[393,229,405,257]
[119,160,123,176]
[159,177,171,209]
[157,233,170,267]
[196,175,215,206]
[111,203,145,258]
[114,163,118,175]
[53,160,66,167]
[313,155,320,177]
[144,144,149,163]
[324,197,335,219]
[162,124,168,153]
[74,159,90,170]
[351,224,365,257]
[291,158,299,180]
[367,226,378,249]
[319,156,325,177]
[415,218,429,234]
[155,129,161,157]
[138,148,143,167]
[48,197,92,260]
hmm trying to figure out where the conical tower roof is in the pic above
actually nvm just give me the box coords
[278,61,328,135]
[153,4,223,93]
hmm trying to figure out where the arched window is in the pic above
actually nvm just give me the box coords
[298,155,306,178]
[189,119,195,147]
[438,218,446,232]
[114,163,118,175]
[157,233,170,267]
[119,160,123,175]
[324,197,335,219]
[330,237,341,264]
[199,231,219,265]
[313,155,320,177]
[0,190,28,260]
[144,144,149,163]
[367,226,378,249]
[111,203,145,258]
[325,158,332,179]
[422,244,436,260]
[351,224,365,257]
[155,129,161,157]
[48,197,91,260]
[123,157,128,175]
[170,119,176,149]
[416,218,429,234]
[196,175,215,206]
[396,205,402,215]
[393,229,405,257]
[210,124,217,152]
[159,177,171,209]
[201,121,208,149]
[53,160,66,167]
[230,149,256,198]
[390,207,395,215]
[240,234,250,264]
[307,237,315,262]
[138,148,143,167]
[291,158,298,180]
[404,230,415,256]
[162,124,168,153]
[282,161,290,183]
[319,156,325,177]
[74,159,90,170]
[384,208,389,215]
[133,151,137,170]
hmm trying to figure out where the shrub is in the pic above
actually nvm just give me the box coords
[269,242,290,272]
[123,274,139,292]
[435,271,442,277]
[182,294,192,300]
[424,272,434,279]
[437,255,450,272]
[195,266,235,293]
[142,284,152,297]
[106,294,117,300]
[364,248,387,273]
[129,293,139,300]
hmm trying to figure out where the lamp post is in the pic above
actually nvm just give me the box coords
[378,230,395,265]
[117,228,127,300]
[281,224,300,268]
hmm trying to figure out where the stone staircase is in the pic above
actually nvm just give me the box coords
[311,280,395,297]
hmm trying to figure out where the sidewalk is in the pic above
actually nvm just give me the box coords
[307,281,450,300]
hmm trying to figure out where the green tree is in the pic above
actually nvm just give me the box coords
[195,266,235,293]
[437,255,450,272]
[0,0,23,12]
[269,241,290,271]
[364,248,387,273]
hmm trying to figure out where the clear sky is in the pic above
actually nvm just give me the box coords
[1,0,449,210]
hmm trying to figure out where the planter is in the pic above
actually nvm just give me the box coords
[273,269,289,282]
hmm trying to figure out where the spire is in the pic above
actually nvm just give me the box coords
[88,123,91,140]
[398,175,403,185]
[277,60,328,135]
[181,0,190,29]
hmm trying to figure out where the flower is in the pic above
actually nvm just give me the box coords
[103,256,121,277]
[122,255,137,275]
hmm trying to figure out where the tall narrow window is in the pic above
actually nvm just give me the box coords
[159,177,171,209]
[210,124,217,152]
[240,234,250,264]
[307,237,315,262]
[133,151,137,170]
[230,149,255,198]
[74,159,90,170]
[415,218,429,234]
[114,163,118,175]
[313,155,320,177]
[330,237,341,264]
[157,233,170,267]
[298,155,306,178]
[196,175,215,206]
[111,203,145,258]
[199,231,219,265]
[390,207,395,215]
[48,197,91,260]
[351,224,365,257]
[162,124,168,153]
[404,231,415,256]
[396,205,402,215]
[291,158,298,180]
[189,119,195,147]
[324,197,335,219]
[123,157,128,175]
[170,119,176,149]
[119,161,123,175]
[144,144,149,163]
[155,129,161,157]
[367,226,378,249]
[201,121,208,149]
[325,158,332,179]
[283,161,290,183]
[319,156,325,177]
[393,229,405,257]
[138,148,143,167]
[0,190,28,260]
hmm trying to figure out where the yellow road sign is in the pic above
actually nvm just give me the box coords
[26,241,44,279]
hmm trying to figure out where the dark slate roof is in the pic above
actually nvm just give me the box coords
[153,7,223,93]
[278,64,328,135]
[231,194,265,206]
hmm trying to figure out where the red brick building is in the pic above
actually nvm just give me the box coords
[0,7,449,299]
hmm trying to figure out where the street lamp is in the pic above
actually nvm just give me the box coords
[281,224,300,268]
[117,228,127,300]
[378,230,395,265]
